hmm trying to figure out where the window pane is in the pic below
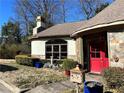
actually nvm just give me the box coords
[61,45,67,51]
[53,45,59,52]
[91,53,100,58]
[53,53,59,59]
[46,53,52,59]
[96,53,100,58]
[91,53,95,58]
[61,53,67,59]
[46,45,52,52]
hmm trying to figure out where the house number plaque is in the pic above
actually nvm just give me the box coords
[70,65,83,84]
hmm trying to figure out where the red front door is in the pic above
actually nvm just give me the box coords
[90,37,109,74]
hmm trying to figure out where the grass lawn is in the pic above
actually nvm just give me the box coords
[0,62,67,89]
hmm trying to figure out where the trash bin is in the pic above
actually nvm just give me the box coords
[84,81,103,93]
[32,58,40,67]
[35,62,42,68]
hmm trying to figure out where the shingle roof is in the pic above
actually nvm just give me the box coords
[34,0,124,38]
[72,0,124,36]
[34,21,87,38]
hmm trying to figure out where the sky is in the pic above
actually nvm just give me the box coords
[0,0,15,32]
[0,0,113,34]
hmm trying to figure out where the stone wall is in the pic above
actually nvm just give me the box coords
[68,55,77,61]
[76,37,83,64]
[107,31,124,68]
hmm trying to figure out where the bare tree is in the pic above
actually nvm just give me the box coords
[78,0,109,20]
[14,0,61,36]
[60,0,66,23]
[14,0,111,36]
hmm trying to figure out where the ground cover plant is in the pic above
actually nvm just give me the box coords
[102,67,124,93]
[0,62,67,89]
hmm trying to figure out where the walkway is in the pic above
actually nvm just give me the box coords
[26,81,76,93]
[26,73,104,93]
[0,83,12,93]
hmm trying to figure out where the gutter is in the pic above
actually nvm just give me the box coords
[71,20,124,37]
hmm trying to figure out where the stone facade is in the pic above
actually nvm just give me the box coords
[68,55,77,61]
[107,31,124,68]
[76,37,83,64]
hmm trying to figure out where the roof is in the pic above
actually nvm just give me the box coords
[72,0,124,36]
[33,0,124,38]
[34,21,87,38]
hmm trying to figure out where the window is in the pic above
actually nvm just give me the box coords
[46,39,67,60]
[90,42,100,58]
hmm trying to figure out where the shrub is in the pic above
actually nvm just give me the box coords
[40,59,50,64]
[102,67,124,89]
[62,59,77,70]
[15,55,48,67]
[119,86,124,93]
[15,55,33,66]
[0,43,30,59]
[0,44,10,59]
[56,59,64,65]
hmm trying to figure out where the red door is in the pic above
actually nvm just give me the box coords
[90,38,109,74]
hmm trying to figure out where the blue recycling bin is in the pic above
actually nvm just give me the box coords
[35,62,42,68]
[84,81,103,93]
[32,58,40,67]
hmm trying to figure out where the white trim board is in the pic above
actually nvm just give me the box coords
[71,20,124,37]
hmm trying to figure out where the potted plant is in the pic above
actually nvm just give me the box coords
[62,59,77,76]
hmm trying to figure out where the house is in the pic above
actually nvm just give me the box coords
[31,0,124,74]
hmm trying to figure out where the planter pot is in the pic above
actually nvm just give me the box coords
[64,70,70,76]
[35,62,42,68]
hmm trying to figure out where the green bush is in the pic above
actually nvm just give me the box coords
[15,55,33,66]
[0,43,30,59]
[57,59,64,65]
[62,59,77,70]
[102,67,124,89]
[40,59,50,64]
[15,55,48,67]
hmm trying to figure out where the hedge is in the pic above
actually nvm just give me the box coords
[15,55,49,67]
[102,67,124,90]
[15,55,34,66]
[62,59,78,70]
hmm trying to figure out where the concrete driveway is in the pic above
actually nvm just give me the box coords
[0,84,12,93]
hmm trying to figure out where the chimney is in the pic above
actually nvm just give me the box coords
[33,16,45,35]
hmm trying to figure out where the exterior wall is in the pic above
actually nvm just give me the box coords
[107,31,124,68]
[66,39,77,61]
[31,40,46,59]
[75,37,83,64]
[31,37,77,60]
